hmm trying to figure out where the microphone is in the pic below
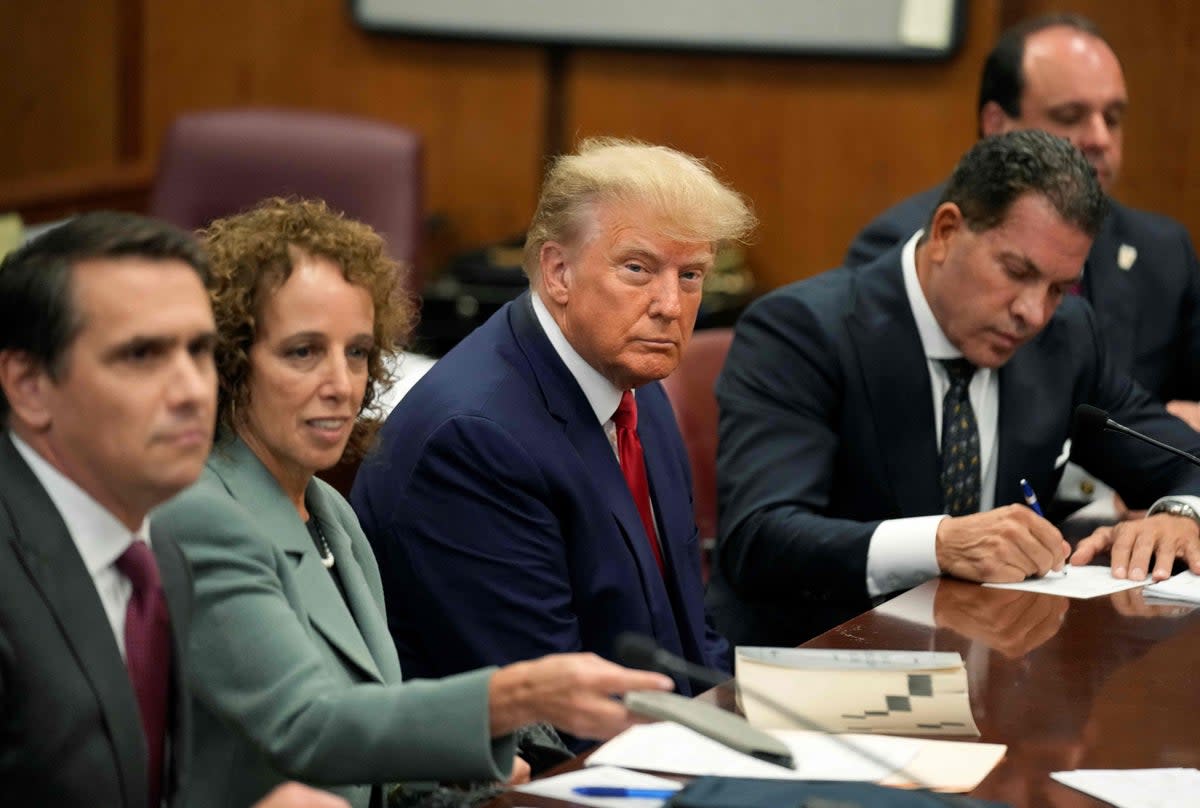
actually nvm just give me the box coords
[1073,404,1200,467]
[614,633,955,798]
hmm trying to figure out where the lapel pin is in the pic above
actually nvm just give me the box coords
[1117,243,1137,271]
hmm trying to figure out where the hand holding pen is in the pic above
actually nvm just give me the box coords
[1021,478,1066,575]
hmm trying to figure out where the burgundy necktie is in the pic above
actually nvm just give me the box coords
[613,391,665,574]
[116,541,172,808]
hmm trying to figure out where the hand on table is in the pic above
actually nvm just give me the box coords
[1071,512,1200,581]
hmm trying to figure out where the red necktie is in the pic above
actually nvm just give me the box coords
[613,391,665,574]
[117,541,172,808]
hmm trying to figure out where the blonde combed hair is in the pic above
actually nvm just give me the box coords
[522,137,756,281]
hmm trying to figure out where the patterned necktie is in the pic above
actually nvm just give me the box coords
[116,541,172,808]
[613,391,665,574]
[939,358,981,516]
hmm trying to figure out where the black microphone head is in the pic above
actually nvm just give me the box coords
[1074,404,1111,439]
[614,632,663,672]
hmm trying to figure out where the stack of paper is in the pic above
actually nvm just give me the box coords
[734,647,979,736]
[1143,571,1200,604]
[588,722,1007,793]
[1051,768,1200,807]
[984,565,1148,598]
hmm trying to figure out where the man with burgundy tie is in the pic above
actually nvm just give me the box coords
[0,212,217,807]
[708,130,1200,648]
[352,139,752,708]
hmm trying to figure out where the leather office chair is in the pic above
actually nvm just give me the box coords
[150,107,424,294]
[150,108,424,497]
[660,327,734,581]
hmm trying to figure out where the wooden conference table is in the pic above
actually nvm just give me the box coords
[492,576,1200,808]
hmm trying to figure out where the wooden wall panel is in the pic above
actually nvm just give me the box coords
[564,2,1001,289]
[0,1,121,181]
[8,1,1200,293]
[140,0,547,255]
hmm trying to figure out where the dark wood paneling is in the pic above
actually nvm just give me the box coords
[563,2,1001,289]
[0,1,121,181]
[7,1,1200,293]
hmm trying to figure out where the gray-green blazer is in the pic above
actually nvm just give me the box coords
[155,437,513,808]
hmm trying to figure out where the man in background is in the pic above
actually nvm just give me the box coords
[353,138,754,701]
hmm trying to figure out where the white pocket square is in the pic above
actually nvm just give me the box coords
[1054,438,1072,468]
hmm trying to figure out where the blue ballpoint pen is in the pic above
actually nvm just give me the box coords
[1020,478,1067,575]
[572,786,680,798]
[1019,478,1044,517]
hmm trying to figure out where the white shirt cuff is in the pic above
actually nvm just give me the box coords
[866,515,945,597]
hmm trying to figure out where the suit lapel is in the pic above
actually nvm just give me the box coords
[995,314,1078,507]
[1083,208,1136,371]
[637,386,706,657]
[306,483,398,682]
[846,264,945,516]
[0,437,146,808]
[508,296,678,623]
[638,394,689,574]
[152,536,192,804]
[207,439,384,684]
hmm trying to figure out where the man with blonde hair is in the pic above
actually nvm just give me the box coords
[353,139,752,714]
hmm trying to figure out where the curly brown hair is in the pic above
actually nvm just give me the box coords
[201,197,414,460]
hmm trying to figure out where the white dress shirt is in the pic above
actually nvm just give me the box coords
[531,292,664,543]
[865,232,1000,597]
[12,434,152,660]
[531,291,626,452]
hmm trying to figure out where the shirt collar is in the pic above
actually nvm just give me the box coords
[530,291,625,425]
[901,229,963,361]
[10,433,150,575]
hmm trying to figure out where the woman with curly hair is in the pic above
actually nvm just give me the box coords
[154,198,671,808]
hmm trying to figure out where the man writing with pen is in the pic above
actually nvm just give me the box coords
[707,131,1200,648]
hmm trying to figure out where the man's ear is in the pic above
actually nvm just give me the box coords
[0,351,54,431]
[979,101,1016,137]
[539,241,571,306]
[925,202,965,265]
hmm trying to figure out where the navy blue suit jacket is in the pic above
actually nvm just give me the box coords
[352,293,729,692]
[845,187,1200,402]
[709,251,1200,646]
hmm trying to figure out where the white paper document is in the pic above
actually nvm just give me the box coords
[588,721,912,781]
[1050,767,1200,808]
[513,765,681,808]
[587,721,1005,792]
[1143,571,1200,604]
[983,564,1147,598]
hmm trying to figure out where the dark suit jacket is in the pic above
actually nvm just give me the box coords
[0,435,192,808]
[352,292,729,693]
[845,187,1200,402]
[709,253,1200,646]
